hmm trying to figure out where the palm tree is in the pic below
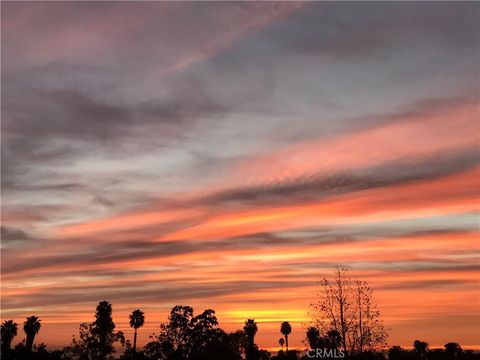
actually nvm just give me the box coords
[1,320,18,354]
[23,316,41,351]
[129,309,145,352]
[280,321,292,352]
[279,338,285,351]
[306,326,320,349]
[327,329,341,350]
[243,319,258,360]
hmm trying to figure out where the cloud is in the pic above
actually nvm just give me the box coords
[378,278,478,291]
[0,226,35,249]
[4,212,478,276]
[3,81,229,143]
[285,2,478,57]
[1,278,311,310]
[201,148,479,208]
[2,2,303,69]
[1,79,231,193]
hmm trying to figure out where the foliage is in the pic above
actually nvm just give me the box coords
[414,340,429,357]
[1,320,18,355]
[142,305,242,360]
[24,316,42,351]
[62,301,124,360]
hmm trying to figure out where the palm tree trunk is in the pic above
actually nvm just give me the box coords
[133,328,137,352]
[246,336,254,360]
[1,340,11,354]
[285,335,289,352]
[26,333,34,351]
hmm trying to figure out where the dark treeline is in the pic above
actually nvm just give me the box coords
[2,269,478,360]
[1,303,478,360]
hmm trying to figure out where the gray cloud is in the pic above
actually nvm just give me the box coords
[3,219,478,276]
[1,77,231,193]
[378,278,478,291]
[3,80,228,144]
[1,279,311,310]
[1,226,33,248]
[275,2,478,57]
[201,148,479,208]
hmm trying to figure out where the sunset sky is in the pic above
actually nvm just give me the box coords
[1,1,479,351]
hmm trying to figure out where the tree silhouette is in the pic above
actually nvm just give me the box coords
[153,305,195,358]
[145,305,227,359]
[129,309,145,353]
[413,340,429,357]
[257,348,271,360]
[388,345,406,360]
[93,301,115,358]
[199,328,243,360]
[23,316,41,351]
[189,308,218,359]
[280,322,292,352]
[326,330,342,350]
[4,299,479,360]
[306,326,320,349]
[91,301,125,359]
[310,268,387,354]
[243,319,258,360]
[1,320,18,355]
[62,322,95,359]
[444,342,462,358]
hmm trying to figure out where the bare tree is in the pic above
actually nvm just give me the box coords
[310,268,387,354]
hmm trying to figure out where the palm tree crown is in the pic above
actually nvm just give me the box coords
[129,309,145,329]
[306,326,320,349]
[1,320,18,340]
[23,316,41,335]
[243,319,258,339]
[23,316,41,351]
[280,321,292,337]
[1,320,18,352]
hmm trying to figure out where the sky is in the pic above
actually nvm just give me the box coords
[1,1,479,351]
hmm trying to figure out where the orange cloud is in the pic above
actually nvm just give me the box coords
[227,100,477,187]
[162,167,478,242]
